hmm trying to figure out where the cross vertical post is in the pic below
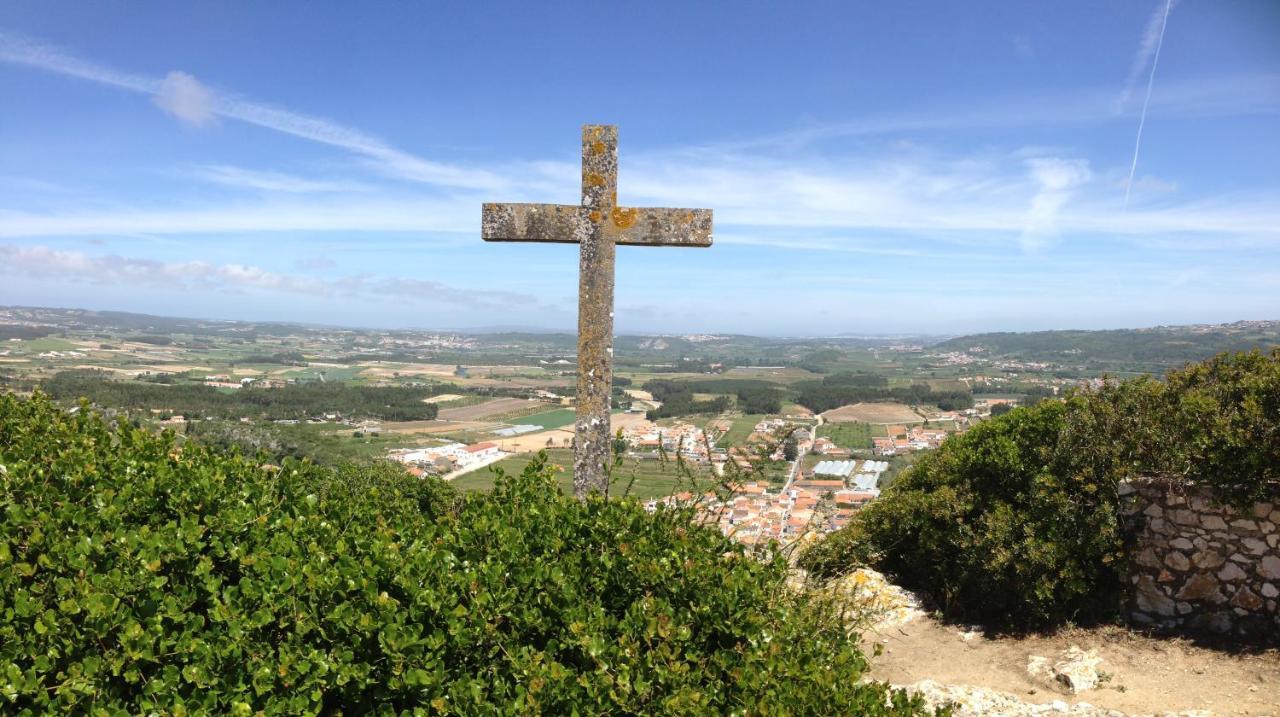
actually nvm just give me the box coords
[481,124,713,498]
[574,125,618,497]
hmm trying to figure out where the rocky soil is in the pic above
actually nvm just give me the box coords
[825,569,1280,716]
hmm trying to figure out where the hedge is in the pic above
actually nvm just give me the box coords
[1,393,936,715]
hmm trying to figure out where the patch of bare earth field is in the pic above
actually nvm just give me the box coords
[869,616,1279,716]
[437,397,544,421]
[492,413,651,454]
[382,420,496,435]
[822,401,924,424]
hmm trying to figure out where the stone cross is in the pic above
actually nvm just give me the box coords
[482,125,713,497]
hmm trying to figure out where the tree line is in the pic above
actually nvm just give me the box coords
[642,378,782,418]
[42,370,445,421]
[794,372,973,413]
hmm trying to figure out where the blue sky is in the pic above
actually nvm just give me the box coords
[2,1,1278,335]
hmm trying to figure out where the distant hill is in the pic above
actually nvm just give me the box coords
[936,321,1280,368]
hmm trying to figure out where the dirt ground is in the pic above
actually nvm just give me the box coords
[382,419,496,435]
[867,615,1280,715]
[437,397,543,421]
[423,393,466,403]
[822,401,924,424]
[494,429,575,453]
[492,413,652,454]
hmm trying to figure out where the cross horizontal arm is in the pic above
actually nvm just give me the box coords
[482,203,713,247]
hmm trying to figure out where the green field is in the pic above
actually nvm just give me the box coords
[453,449,715,499]
[270,422,427,463]
[720,413,765,447]
[14,337,79,352]
[513,407,577,430]
[816,422,884,450]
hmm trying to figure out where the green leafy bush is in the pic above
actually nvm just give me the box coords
[802,398,1126,629]
[800,349,1280,630]
[1100,348,1280,505]
[1,393,934,715]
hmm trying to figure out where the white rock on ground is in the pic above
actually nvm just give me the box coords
[819,567,926,631]
[1028,646,1105,694]
[898,679,1215,717]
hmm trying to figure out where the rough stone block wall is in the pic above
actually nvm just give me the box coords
[1121,479,1280,641]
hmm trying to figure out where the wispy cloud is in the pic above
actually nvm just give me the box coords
[189,165,375,194]
[0,29,503,190]
[715,73,1278,154]
[3,146,1279,254]
[154,71,215,126]
[2,28,1279,260]
[1020,157,1092,251]
[0,243,536,309]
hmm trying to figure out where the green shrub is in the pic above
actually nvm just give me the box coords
[799,349,1280,630]
[1,393,935,715]
[1105,348,1280,505]
[801,399,1126,629]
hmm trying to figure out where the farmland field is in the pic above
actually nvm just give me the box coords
[821,401,923,424]
[512,407,577,430]
[817,422,884,450]
[437,396,543,421]
[719,413,766,447]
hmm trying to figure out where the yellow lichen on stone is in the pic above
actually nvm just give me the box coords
[610,207,638,229]
[584,172,606,187]
[588,210,601,223]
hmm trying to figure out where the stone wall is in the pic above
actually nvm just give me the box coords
[1121,479,1280,640]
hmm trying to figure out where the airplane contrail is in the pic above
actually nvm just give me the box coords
[1125,0,1174,207]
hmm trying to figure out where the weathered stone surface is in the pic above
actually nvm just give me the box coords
[1242,537,1268,555]
[1123,479,1279,641]
[1200,515,1228,531]
[1164,551,1191,571]
[1175,573,1225,603]
[1217,562,1247,582]
[1170,509,1199,526]
[1259,555,1280,580]
[1053,647,1103,695]
[1231,587,1264,611]
[1134,576,1177,617]
[1190,549,1224,569]
[1134,547,1161,568]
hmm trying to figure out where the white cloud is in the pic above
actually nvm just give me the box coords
[1020,157,1092,251]
[154,71,214,127]
[0,30,502,190]
[0,243,536,309]
[190,165,374,193]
